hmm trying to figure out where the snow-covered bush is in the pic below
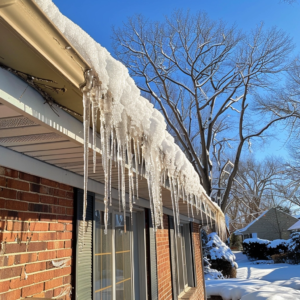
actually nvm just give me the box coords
[202,231,238,278]
[242,238,270,260]
[267,239,289,257]
[207,233,237,267]
[201,229,224,280]
[287,232,300,264]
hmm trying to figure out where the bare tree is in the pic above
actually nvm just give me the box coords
[113,11,296,212]
[226,157,292,232]
[257,61,300,209]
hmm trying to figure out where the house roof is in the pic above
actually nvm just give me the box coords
[0,0,225,234]
[234,210,269,235]
[288,220,300,231]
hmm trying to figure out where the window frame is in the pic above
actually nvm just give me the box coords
[93,197,147,300]
[169,217,196,298]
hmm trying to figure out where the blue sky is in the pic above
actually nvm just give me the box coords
[53,0,300,161]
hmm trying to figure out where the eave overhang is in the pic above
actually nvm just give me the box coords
[0,1,222,227]
[0,0,89,118]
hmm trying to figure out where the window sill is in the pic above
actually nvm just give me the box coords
[178,287,197,299]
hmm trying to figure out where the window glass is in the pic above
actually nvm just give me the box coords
[173,223,192,295]
[115,214,132,300]
[95,211,113,300]
[176,227,185,292]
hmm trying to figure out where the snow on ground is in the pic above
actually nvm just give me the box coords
[206,251,300,300]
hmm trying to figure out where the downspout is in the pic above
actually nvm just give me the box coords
[199,224,207,300]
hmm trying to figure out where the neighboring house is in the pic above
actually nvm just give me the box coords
[288,220,300,233]
[0,1,226,300]
[235,208,299,241]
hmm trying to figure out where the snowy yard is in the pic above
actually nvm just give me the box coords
[206,251,300,300]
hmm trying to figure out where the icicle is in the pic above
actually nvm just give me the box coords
[121,145,127,233]
[169,176,178,237]
[91,85,99,174]
[133,140,139,200]
[147,172,155,232]
[82,90,91,227]
[187,192,190,220]
[190,195,194,220]
[109,129,113,206]
[117,141,121,212]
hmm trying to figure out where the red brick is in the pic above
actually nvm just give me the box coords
[0,255,14,267]
[0,280,10,293]
[65,224,73,231]
[40,213,57,222]
[0,176,7,187]
[0,266,22,280]
[39,232,57,241]
[48,241,64,250]
[54,266,71,277]
[19,172,40,183]
[10,275,34,289]
[7,178,30,191]
[57,216,73,223]
[66,207,74,216]
[40,195,58,205]
[58,198,73,207]
[5,242,27,254]
[66,191,73,199]
[63,275,72,284]
[20,232,39,242]
[28,203,49,213]
[22,282,43,298]
[0,167,18,178]
[44,277,63,290]
[26,261,47,273]
[17,191,39,203]
[33,269,55,283]
[27,242,47,252]
[57,232,72,240]
[0,220,6,230]
[0,289,21,300]
[0,188,17,200]
[49,223,65,231]
[30,222,49,231]
[18,211,39,221]
[57,249,72,258]
[38,250,56,261]
[6,199,28,211]
[50,205,65,215]
[6,221,29,231]
[53,189,66,198]
[41,178,59,188]
[44,290,54,298]
[14,253,38,265]
[64,240,72,248]
[59,183,73,191]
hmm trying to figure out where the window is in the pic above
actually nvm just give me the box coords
[169,218,195,297]
[94,200,146,300]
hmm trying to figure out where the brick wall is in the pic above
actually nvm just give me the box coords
[0,166,74,300]
[190,222,205,300]
[156,214,172,300]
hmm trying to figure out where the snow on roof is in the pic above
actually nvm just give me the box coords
[235,210,268,235]
[34,0,225,233]
[288,220,300,231]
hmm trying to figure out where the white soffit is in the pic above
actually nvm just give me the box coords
[0,68,202,223]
